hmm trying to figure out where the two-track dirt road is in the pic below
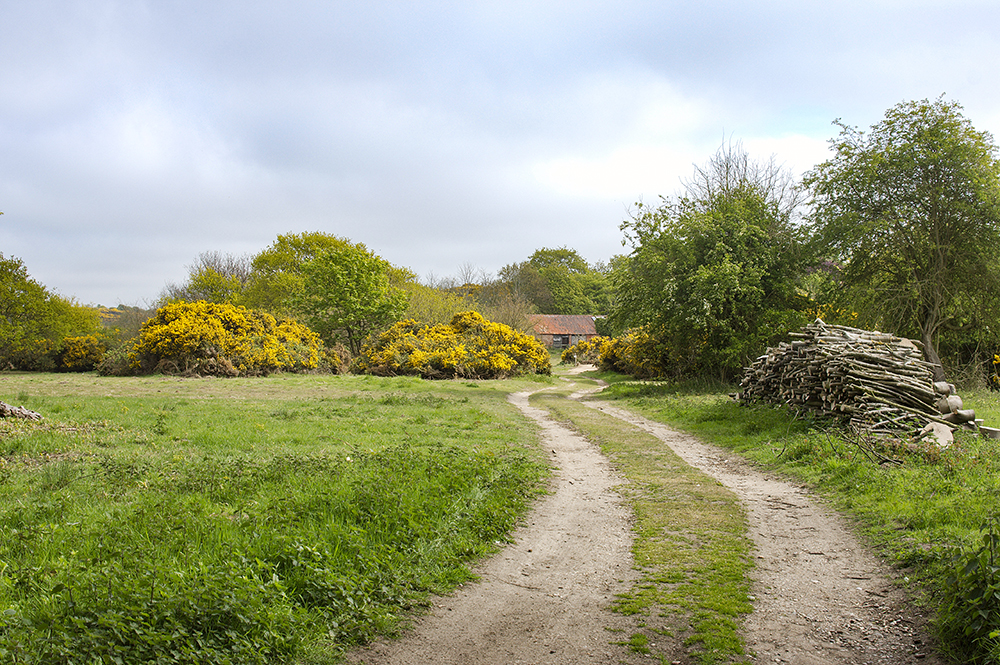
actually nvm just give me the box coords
[348,373,941,664]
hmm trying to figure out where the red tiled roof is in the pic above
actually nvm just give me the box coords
[529,315,598,335]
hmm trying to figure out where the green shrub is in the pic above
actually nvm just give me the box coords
[1,338,56,372]
[940,517,1000,662]
[96,342,137,376]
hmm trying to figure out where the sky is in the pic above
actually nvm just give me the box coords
[3,1,1000,307]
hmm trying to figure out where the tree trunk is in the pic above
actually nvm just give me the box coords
[920,328,947,383]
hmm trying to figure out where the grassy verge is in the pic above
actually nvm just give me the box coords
[587,370,1000,663]
[530,376,754,665]
[0,372,552,664]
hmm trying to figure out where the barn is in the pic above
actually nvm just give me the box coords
[529,314,600,348]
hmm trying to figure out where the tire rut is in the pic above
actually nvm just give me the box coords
[346,388,642,664]
[582,398,943,665]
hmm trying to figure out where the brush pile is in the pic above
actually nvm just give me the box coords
[739,319,973,439]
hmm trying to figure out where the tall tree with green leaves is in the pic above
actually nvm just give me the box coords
[498,247,611,315]
[804,97,1000,380]
[611,142,810,380]
[291,245,409,354]
[245,232,414,317]
[243,232,356,315]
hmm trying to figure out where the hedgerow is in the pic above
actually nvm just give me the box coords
[353,311,550,379]
[120,301,322,377]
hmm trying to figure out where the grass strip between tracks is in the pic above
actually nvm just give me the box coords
[529,379,754,665]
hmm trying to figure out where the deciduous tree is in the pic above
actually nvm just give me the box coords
[0,253,101,370]
[243,232,356,315]
[498,247,611,315]
[611,142,810,379]
[291,245,409,354]
[804,97,1000,380]
[245,232,414,317]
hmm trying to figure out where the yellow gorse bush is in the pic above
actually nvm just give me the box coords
[596,327,672,379]
[354,311,550,379]
[560,336,610,365]
[58,335,106,371]
[130,301,322,376]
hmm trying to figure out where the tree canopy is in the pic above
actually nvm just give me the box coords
[160,233,415,324]
[498,247,611,315]
[804,97,1000,380]
[0,253,101,370]
[291,244,409,354]
[243,232,359,315]
[610,143,810,379]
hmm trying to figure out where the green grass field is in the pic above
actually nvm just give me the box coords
[0,372,552,664]
[4,368,999,663]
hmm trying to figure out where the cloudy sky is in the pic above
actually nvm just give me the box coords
[3,1,999,306]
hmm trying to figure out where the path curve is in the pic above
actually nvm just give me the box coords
[347,387,642,664]
[584,398,942,665]
[348,372,943,664]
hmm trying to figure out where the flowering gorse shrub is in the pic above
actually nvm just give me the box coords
[127,301,322,377]
[354,311,550,379]
[559,336,610,365]
[597,327,673,379]
[57,335,106,371]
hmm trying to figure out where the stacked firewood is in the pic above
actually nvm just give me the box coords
[739,319,973,438]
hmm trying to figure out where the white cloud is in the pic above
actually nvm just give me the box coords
[742,135,832,180]
[3,1,1000,304]
[528,73,726,200]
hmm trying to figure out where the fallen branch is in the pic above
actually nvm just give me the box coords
[0,401,42,421]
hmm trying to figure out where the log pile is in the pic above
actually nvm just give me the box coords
[739,319,973,439]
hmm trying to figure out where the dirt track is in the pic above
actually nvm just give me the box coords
[348,374,942,664]
[586,400,942,664]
